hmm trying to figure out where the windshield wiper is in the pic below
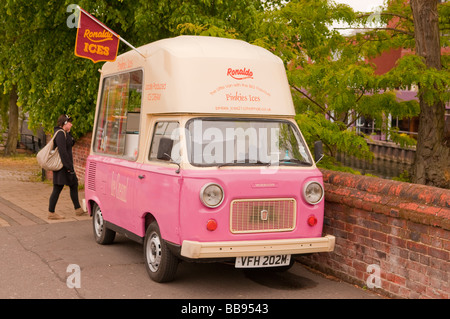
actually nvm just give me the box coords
[278,158,312,166]
[218,160,272,168]
[217,158,312,168]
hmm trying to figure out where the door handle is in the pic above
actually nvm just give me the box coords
[138,174,145,180]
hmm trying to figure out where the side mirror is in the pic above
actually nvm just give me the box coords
[157,137,181,174]
[157,138,174,161]
[314,141,324,163]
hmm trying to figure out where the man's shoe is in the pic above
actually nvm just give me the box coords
[75,208,87,216]
[48,213,65,220]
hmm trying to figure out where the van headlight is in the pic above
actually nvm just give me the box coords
[303,181,324,205]
[200,183,224,208]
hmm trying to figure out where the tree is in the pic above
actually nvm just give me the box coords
[251,0,448,188]
[348,0,450,188]
[0,0,263,142]
[0,91,8,146]
[409,0,449,187]
[134,0,263,42]
[3,87,18,155]
[250,1,420,166]
[1,0,447,187]
[0,0,144,142]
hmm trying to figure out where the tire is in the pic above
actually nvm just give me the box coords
[144,222,179,283]
[92,203,116,245]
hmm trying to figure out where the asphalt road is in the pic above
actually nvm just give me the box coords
[0,219,382,301]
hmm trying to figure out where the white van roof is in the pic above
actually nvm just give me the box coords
[101,36,295,116]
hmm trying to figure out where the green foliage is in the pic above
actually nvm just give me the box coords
[313,154,362,175]
[0,0,141,138]
[134,0,262,43]
[296,111,373,160]
[392,170,411,183]
[260,0,448,162]
[0,0,264,138]
[0,0,448,171]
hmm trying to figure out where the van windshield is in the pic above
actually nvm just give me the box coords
[186,118,312,167]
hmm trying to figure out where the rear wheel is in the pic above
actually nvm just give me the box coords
[144,221,179,283]
[92,203,115,245]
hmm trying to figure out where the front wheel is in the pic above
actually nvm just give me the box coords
[92,203,115,245]
[144,222,179,283]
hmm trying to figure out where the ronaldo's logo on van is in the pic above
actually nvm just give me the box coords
[260,209,269,221]
[111,171,128,203]
[227,67,253,80]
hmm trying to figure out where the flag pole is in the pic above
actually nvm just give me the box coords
[77,6,146,59]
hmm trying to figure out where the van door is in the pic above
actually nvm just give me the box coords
[134,121,182,242]
[106,161,138,231]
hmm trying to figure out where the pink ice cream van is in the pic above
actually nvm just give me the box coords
[84,36,335,282]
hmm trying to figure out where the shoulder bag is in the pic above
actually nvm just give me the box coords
[36,129,66,171]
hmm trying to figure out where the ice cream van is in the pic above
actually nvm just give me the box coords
[84,36,335,282]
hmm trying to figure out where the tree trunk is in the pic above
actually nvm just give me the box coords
[410,0,450,189]
[4,87,19,156]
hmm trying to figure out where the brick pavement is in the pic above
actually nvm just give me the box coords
[0,167,90,227]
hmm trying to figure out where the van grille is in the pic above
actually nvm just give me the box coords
[87,162,96,191]
[230,198,296,233]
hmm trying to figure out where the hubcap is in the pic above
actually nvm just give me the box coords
[94,208,104,238]
[146,232,162,272]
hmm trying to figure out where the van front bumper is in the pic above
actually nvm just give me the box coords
[180,235,335,259]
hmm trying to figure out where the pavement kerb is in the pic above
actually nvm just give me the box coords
[0,178,90,227]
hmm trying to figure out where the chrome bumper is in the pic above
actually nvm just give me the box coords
[180,235,335,259]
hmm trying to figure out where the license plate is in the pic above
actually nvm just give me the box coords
[235,255,291,268]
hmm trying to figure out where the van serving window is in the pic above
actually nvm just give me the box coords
[93,70,143,160]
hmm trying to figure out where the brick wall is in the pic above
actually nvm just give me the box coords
[72,132,91,183]
[45,132,91,183]
[298,170,449,299]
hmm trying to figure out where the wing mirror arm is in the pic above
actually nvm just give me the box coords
[314,141,324,164]
[164,153,181,174]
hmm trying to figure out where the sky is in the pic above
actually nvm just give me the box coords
[331,0,387,34]
[333,0,386,12]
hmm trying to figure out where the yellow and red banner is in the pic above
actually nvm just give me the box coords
[74,8,120,63]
